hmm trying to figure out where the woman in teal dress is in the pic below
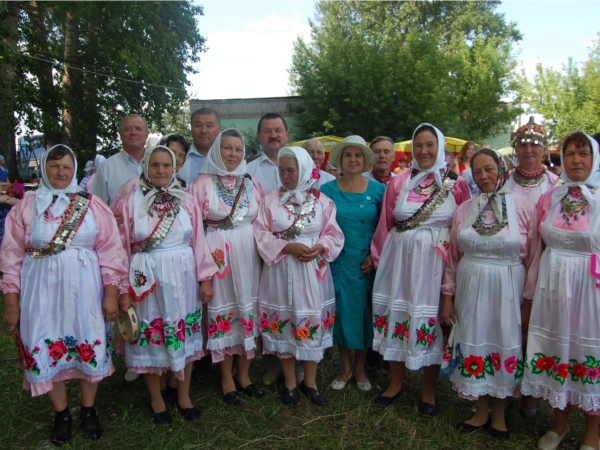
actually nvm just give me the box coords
[321,136,385,392]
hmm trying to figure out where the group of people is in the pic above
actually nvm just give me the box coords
[1,108,599,450]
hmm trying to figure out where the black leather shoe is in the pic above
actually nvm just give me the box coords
[80,407,104,440]
[418,399,438,418]
[282,387,300,407]
[223,391,241,406]
[489,426,510,440]
[177,403,201,421]
[456,419,488,434]
[151,407,172,425]
[51,410,72,446]
[161,386,178,401]
[235,378,265,398]
[373,389,402,408]
[299,381,327,406]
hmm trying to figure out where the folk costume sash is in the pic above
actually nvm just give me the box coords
[27,192,91,259]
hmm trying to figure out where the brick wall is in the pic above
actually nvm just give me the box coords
[189,96,302,119]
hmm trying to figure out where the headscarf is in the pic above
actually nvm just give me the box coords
[199,128,248,177]
[35,145,79,219]
[137,145,186,218]
[84,161,94,173]
[553,131,600,248]
[397,123,447,210]
[464,148,511,228]
[278,146,319,206]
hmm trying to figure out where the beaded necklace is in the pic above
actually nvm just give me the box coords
[28,192,91,259]
[205,176,249,230]
[131,201,181,253]
[213,175,243,207]
[143,189,180,218]
[560,188,596,224]
[473,199,508,236]
[513,166,547,188]
[274,190,318,240]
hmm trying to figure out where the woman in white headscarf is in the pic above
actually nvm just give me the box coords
[441,148,541,439]
[0,145,128,445]
[188,128,264,405]
[117,146,216,425]
[521,131,600,450]
[82,154,106,192]
[253,146,344,407]
[370,123,471,412]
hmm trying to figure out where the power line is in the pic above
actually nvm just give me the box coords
[17,51,190,92]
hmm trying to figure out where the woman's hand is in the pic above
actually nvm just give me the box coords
[282,242,311,259]
[4,293,20,333]
[440,294,455,326]
[0,194,9,203]
[200,279,214,304]
[360,254,374,274]
[113,210,123,227]
[521,300,532,335]
[298,244,324,262]
[102,285,119,323]
[119,292,135,312]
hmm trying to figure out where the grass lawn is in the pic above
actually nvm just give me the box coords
[0,300,586,449]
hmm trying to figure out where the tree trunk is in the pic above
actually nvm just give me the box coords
[29,1,61,147]
[0,1,20,180]
[61,9,78,149]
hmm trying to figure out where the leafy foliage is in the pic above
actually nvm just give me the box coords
[290,1,522,141]
[518,34,600,143]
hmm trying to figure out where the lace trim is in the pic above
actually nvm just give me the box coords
[451,377,519,399]
[372,340,444,368]
[206,334,244,351]
[262,334,332,361]
[24,358,112,384]
[125,340,204,373]
[521,380,600,412]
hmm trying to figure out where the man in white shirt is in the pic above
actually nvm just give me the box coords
[247,113,290,195]
[89,114,148,205]
[302,139,335,188]
[363,136,397,185]
[178,107,221,185]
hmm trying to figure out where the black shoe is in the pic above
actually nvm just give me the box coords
[223,391,241,406]
[489,426,510,440]
[51,409,72,447]
[177,403,201,421]
[235,379,265,398]
[161,386,178,401]
[418,399,438,418]
[80,407,104,440]
[299,381,327,406]
[282,387,300,407]
[151,407,172,425]
[456,419,488,434]
[373,389,402,409]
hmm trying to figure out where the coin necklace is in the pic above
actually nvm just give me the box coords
[472,200,508,236]
[513,166,547,188]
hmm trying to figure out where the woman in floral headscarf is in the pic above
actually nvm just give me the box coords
[253,146,344,407]
[117,146,216,425]
[0,145,128,445]
[370,123,470,413]
[441,148,541,439]
[521,131,600,450]
[188,129,264,405]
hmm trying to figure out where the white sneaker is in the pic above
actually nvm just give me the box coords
[262,370,278,386]
[356,378,372,392]
[538,426,570,450]
[124,368,139,382]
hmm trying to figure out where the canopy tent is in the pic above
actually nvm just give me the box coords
[395,137,469,154]
[498,146,515,156]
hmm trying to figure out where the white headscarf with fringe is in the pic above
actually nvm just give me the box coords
[278,146,319,206]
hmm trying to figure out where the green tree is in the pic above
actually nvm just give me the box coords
[2,1,206,177]
[290,1,522,141]
[150,100,192,137]
[518,34,600,143]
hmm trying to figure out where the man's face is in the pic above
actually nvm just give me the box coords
[191,114,220,151]
[304,141,325,168]
[0,159,6,166]
[257,118,290,156]
[119,116,149,153]
[371,140,395,173]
